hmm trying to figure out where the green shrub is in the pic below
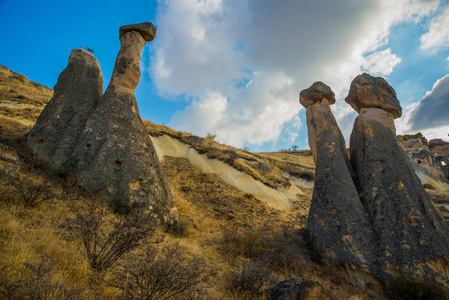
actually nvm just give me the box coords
[165,219,189,236]
[54,156,79,179]
[205,132,217,141]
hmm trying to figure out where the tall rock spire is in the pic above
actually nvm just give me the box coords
[300,82,375,268]
[347,73,449,280]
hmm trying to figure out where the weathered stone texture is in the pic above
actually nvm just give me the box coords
[350,110,449,279]
[27,48,103,167]
[74,23,177,221]
[303,73,449,284]
[300,83,373,267]
[119,22,156,42]
[299,81,335,108]
[345,73,402,118]
[28,23,177,222]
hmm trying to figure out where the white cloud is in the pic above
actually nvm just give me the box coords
[151,0,440,148]
[362,48,402,76]
[420,4,449,50]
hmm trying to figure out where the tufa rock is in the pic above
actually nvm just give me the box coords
[299,81,335,108]
[348,74,449,281]
[300,83,374,267]
[28,48,103,167]
[73,23,177,221]
[345,73,402,118]
[119,22,156,42]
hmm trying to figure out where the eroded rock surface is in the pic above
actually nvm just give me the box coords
[28,23,177,222]
[350,104,449,280]
[28,49,103,167]
[345,73,402,118]
[303,74,449,284]
[300,83,374,268]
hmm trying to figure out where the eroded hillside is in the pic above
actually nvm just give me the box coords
[1,66,449,299]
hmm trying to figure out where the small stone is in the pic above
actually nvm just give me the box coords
[345,73,402,118]
[119,22,156,42]
[299,81,335,108]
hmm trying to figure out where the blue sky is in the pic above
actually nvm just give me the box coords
[1,0,449,152]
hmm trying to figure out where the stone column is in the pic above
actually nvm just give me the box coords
[347,73,449,280]
[300,82,374,268]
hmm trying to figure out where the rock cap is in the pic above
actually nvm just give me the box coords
[299,81,335,108]
[119,22,156,42]
[345,73,402,118]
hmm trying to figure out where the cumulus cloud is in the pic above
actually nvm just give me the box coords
[151,0,440,147]
[362,49,401,76]
[407,74,449,132]
[420,4,449,50]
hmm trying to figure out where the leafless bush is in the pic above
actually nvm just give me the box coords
[4,175,54,207]
[227,261,273,298]
[65,198,159,271]
[220,225,310,276]
[0,258,84,299]
[109,243,215,300]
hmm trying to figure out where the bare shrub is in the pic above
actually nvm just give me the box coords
[4,175,54,207]
[227,261,273,298]
[0,258,84,299]
[65,198,159,271]
[109,243,215,299]
[220,225,311,276]
[383,276,449,300]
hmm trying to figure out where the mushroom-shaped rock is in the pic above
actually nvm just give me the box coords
[119,22,156,42]
[299,81,336,108]
[28,48,103,167]
[345,73,402,118]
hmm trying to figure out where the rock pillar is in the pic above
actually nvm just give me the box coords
[300,82,375,267]
[347,73,449,280]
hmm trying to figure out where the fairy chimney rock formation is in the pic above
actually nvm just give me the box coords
[108,22,156,96]
[28,23,177,222]
[300,83,374,268]
[28,48,103,167]
[348,73,449,282]
[300,82,344,164]
[73,22,177,221]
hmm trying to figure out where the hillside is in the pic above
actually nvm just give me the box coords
[1,65,449,299]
